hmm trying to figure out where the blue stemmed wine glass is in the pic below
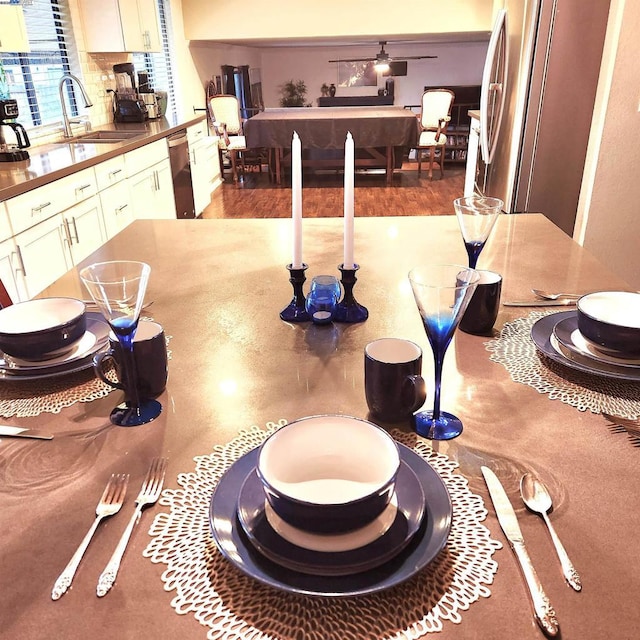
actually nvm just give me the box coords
[408,264,480,440]
[454,196,503,268]
[80,261,161,427]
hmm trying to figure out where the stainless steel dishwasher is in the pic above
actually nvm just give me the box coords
[168,129,196,219]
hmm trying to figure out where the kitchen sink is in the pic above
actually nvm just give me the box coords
[71,130,146,143]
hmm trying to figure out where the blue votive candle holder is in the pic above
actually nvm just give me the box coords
[305,275,341,324]
[280,263,310,322]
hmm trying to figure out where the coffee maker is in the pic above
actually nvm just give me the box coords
[0,99,30,162]
[137,72,159,119]
[112,63,147,123]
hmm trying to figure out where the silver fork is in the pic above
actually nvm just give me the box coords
[96,457,168,597]
[602,413,640,438]
[532,289,583,300]
[51,473,129,600]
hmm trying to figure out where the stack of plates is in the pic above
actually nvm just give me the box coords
[209,442,452,597]
[531,310,640,381]
[0,312,110,382]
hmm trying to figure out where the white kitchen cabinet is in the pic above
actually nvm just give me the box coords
[79,0,161,53]
[100,180,134,238]
[128,158,175,220]
[0,5,30,53]
[13,215,72,300]
[0,237,26,303]
[125,138,175,219]
[5,166,98,236]
[62,196,107,265]
[188,122,221,215]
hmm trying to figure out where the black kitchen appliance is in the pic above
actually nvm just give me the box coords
[114,98,147,123]
[0,98,30,162]
[112,63,147,123]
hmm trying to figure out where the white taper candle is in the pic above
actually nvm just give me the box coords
[291,131,303,268]
[343,131,355,269]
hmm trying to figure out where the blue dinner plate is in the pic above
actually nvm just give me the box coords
[209,441,452,597]
[531,311,640,382]
[236,459,425,576]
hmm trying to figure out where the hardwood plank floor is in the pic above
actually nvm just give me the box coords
[201,161,466,219]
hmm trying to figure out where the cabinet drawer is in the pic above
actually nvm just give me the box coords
[6,167,98,235]
[187,120,207,143]
[125,138,168,175]
[0,202,12,243]
[94,155,127,190]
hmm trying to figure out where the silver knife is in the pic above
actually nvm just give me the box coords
[503,299,576,307]
[0,425,54,440]
[481,466,559,637]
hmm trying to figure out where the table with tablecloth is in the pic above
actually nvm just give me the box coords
[2,214,639,639]
[243,107,418,185]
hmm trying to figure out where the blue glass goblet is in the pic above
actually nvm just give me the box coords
[305,275,341,324]
[80,261,162,427]
[408,264,479,440]
[454,196,503,268]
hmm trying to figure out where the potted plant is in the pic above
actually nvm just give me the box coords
[280,80,308,107]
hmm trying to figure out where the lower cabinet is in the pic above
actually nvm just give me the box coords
[191,136,220,215]
[63,196,107,265]
[13,214,72,299]
[128,158,175,220]
[0,237,26,303]
[11,197,106,299]
[100,180,134,239]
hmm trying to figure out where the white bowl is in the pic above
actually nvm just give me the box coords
[577,291,640,355]
[257,415,400,534]
[0,297,86,360]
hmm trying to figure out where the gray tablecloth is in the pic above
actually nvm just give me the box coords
[244,106,418,149]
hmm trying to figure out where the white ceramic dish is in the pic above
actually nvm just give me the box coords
[257,415,400,534]
[577,291,640,355]
[264,494,398,553]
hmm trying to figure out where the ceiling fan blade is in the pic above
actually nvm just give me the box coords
[402,55,439,60]
[328,57,375,63]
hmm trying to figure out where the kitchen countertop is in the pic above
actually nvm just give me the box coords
[0,114,207,202]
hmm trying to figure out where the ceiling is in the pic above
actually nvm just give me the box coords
[200,32,491,49]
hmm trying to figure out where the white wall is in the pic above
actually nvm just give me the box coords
[260,41,488,109]
[574,0,640,288]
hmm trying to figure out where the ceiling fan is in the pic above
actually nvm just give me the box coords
[328,41,437,65]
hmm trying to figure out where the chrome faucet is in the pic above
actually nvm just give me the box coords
[59,73,93,138]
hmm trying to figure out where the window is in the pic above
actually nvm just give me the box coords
[132,0,176,122]
[0,0,81,129]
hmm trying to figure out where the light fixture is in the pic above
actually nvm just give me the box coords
[374,43,390,72]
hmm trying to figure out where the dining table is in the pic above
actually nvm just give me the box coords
[243,107,418,185]
[1,213,639,640]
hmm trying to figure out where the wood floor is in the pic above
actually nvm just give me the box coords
[200,161,466,219]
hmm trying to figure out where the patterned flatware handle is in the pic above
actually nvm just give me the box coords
[96,507,140,597]
[513,541,560,636]
[52,517,102,600]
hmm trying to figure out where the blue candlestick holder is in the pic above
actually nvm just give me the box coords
[334,264,368,323]
[280,263,310,322]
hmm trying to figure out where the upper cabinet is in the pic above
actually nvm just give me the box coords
[79,0,161,53]
[0,5,30,53]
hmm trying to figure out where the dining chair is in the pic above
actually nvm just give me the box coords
[416,89,455,180]
[208,94,247,183]
[0,279,12,308]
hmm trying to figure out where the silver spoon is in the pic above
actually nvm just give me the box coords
[520,473,582,591]
[532,289,583,301]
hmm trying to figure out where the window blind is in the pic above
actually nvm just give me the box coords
[0,0,80,128]
[132,0,176,121]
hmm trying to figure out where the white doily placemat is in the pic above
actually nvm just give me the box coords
[0,324,171,418]
[144,420,501,640]
[486,311,640,418]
